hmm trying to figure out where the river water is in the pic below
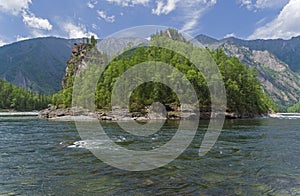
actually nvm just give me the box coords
[0,116,299,195]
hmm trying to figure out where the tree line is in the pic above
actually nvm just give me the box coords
[52,31,275,116]
[288,102,300,113]
[0,79,50,111]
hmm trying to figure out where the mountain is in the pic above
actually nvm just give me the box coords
[97,37,149,56]
[2,34,299,110]
[198,35,300,73]
[223,36,300,73]
[220,43,300,107]
[0,37,79,94]
[52,29,273,118]
[195,34,219,46]
[196,35,300,108]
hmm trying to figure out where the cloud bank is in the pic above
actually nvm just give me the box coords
[249,0,300,39]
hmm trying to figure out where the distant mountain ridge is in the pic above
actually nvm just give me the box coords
[196,34,300,108]
[196,34,300,73]
[0,37,81,94]
[1,35,300,109]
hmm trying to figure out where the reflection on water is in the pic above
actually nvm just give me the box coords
[0,117,299,195]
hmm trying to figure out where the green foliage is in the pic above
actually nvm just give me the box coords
[53,32,274,116]
[91,35,97,48]
[0,79,51,111]
[288,102,300,113]
[211,48,275,115]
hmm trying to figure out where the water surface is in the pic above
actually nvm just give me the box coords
[0,117,299,195]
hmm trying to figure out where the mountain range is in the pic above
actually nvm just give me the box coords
[0,34,300,109]
[195,35,300,108]
[0,37,82,94]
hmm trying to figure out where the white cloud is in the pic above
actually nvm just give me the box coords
[151,0,216,34]
[97,10,115,23]
[239,0,253,10]
[92,23,97,29]
[239,0,289,10]
[62,22,99,39]
[181,14,200,33]
[152,1,164,15]
[179,0,217,34]
[22,11,52,31]
[0,38,7,46]
[87,2,95,9]
[103,0,217,33]
[31,29,52,38]
[0,0,31,15]
[152,0,179,15]
[16,35,30,41]
[87,0,98,9]
[106,0,150,7]
[255,0,289,9]
[248,0,300,39]
[224,33,236,38]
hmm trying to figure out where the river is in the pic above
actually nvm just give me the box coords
[0,116,299,195]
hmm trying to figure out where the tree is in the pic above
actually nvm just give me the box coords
[91,35,97,48]
[0,79,51,111]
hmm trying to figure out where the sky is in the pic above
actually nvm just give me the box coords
[0,0,299,46]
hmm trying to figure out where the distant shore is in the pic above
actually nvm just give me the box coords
[2,110,297,120]
[38,107,267,122]
[269,113,300,119]
[0,112,39,116]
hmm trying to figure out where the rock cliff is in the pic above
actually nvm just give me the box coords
[220,42,300,107]
[196,35,300,108]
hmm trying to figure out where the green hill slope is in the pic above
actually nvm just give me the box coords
[0,79,50,111]
[0,37,77,94]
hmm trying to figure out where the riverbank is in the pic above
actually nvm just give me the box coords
[0,112,39,116]
[269,113,300,119]
[38,107,266,121]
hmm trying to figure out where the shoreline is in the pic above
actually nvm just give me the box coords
[269,113,300,119]
[38,107,268,122]
[1,110,297,121]
[0,112,39,116]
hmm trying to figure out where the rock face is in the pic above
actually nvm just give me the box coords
[221,36,300,73]
[196,35,300,107]
[61,43,89,89]
[159,28,189,43]
[97,37,148,56]
[220,42,300,106]
[39,107,89,119]
[39,104,250,121]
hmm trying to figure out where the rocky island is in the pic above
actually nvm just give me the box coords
[40,30,274,121]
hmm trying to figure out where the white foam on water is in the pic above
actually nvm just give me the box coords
[0,112,38,116]
[68,136,127,149]
[269,113,300,119]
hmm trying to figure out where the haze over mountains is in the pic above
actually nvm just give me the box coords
[0,37,81,94]
[196,35,300,73]
[0,34,300,108]
[195,35,300,108]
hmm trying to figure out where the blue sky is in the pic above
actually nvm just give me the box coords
[0,0,299,46]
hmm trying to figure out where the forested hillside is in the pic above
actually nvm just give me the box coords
[288,102,300,113]
[0,37,77,94]
[196,35,300,110]
[0,79,50,111]
[52,30,274,117]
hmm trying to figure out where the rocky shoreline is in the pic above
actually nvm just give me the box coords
[39,107,193,121]
[38,106,264,121]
